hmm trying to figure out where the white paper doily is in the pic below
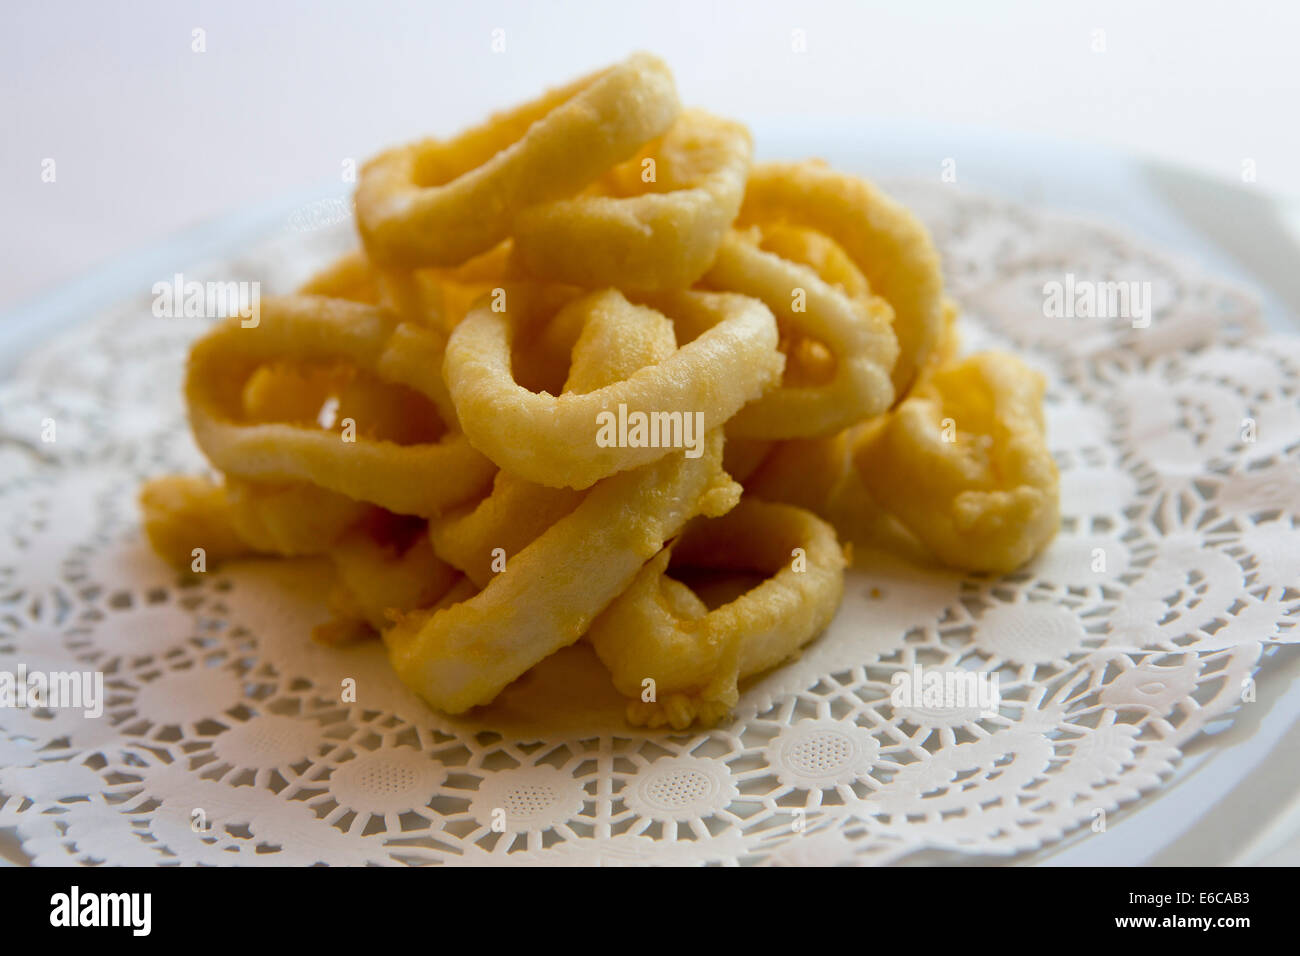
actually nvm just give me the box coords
[1,181,1297,866]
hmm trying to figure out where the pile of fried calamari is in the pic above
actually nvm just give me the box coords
[141,54,1059,729]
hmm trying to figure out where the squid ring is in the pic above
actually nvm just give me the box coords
[222,478,376,556]
[430,295,677,586]
[853,352,1060,572]
[737,161,946,398]
[587,498,847,730]
[512,109,752,291]
[705,230,898,438]
[444,285,784,488]
[138,471,459,644]
[186,295,495,517]
[430,474,584,590]
[355,53,679,269]
[318,530,461,645]
[383,430,741,714]
[139,475,254,567]
[137,474,373,565]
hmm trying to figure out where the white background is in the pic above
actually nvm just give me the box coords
[3,0,1299,312]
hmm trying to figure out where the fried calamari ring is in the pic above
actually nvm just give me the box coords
[355,53,679,268]
[234,355,450,557]
[240,359,446,446]
[141,472,458,644]
[747,223,877,387]
[186,295,494,516]
[512,109,752,290]
[222,479,376,557]
[142,474,455,642]
[729,297,965,554]
[430,474,584,590]
[737,161,945,398]
[139,475,253,568]
[430,296,676,587]
[444,285,783,488]
[140,471,380,561]
[853,352,1059,572]
[383,431,741,713]
[588,498,847,730]
[740,424,930,561]
[755,223,872,301]
[317,529,461,645]
[704,229,897,437]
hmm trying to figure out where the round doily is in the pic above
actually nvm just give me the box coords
[1,181,1297,866]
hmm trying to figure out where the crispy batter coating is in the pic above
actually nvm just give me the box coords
[356,53,679,268]
[514,109,752,290]
[138,475,252,568]
[138,55,1062,732]
[430,295,678,587]
[588,498,847,729]
[705,227,897,437]
[319,532,459,644]
[186,295,494,516]
[737,161,946,399]
[854,352,1059,572]
[444,285,783,488]
[383,431,741,713]
[222,479,375,557]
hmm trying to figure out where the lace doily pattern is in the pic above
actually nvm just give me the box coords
[1,184,1295,866]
